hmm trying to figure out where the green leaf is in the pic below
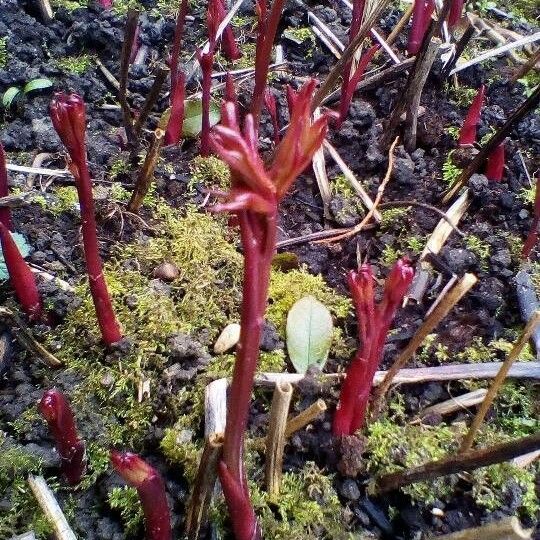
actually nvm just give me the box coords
[0,232,32,280]
[182,99,220,138]
[23,78,53,94]
[286,295,333,374]
[2,87,20,108]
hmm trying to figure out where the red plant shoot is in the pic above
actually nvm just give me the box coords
[408,0,434,55]
[111,452,171,540]
[458,85,485,146]
[214,0,242,61]
[447,0,465,27]
[0,144,12,230]
[39,389,86,485]
[484,141,505,182]
[522,176,540,259]
[210,79,328,539]
[0,222,45,322]
[99,0,113,8]
[50,93,122,345]
[333,258,414,436]
[264,88,280,145]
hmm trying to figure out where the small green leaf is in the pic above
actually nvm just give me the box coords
[2,87,20,108]
[23,78,53,94]
[182,99,220,138]
[286,295,333,374]
[0,232,32,280]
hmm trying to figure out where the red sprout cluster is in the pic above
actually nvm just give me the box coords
[39,389,86,485]
[110,452,171,540]
[522,177,540,259]
[333,259,414,436]
[408,0,434,55]
[50,93,123,345]
[210,79,328,539]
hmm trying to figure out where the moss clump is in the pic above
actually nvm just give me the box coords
[330,175,356,199]
[48,186,80,216]
[380,207,409,230]
[0,37,7,69]
[445,84,477,107]
[189,155,230,192]
[267,268,351,335]
[442,151,462,186]
[55,54,94,75]
[108,486,144,536]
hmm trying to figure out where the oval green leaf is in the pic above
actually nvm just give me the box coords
[286,295,333,374]
[2,87,20,108]
[23,78,53,94]
[0,232,32,280]
[182,99,221,138]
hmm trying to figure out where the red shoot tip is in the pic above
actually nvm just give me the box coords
[39,389,85,485]
[458,85,485,146]
[447,0,465,27]
[484,141,505,182]
[111,452,171,540]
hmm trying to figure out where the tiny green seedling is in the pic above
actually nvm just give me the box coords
[2,78,53,110]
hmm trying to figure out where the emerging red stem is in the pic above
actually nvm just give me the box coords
[169,0,188,98]
[522,176,540,259]
[214,0,242,61]
[164,72,186,146]
[458,85,485,146]
[50,93,122,345]
[250,0,287,125]
[39,389,86,485]
[0,222,45,322]
[0,144,12,230]
[484,141,505,182]
[408,0,434,55]
[333,259,414,436]
[447,0,465,27]
[264,89,280,145]
[110,452,171,540]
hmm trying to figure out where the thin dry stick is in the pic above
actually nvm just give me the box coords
[28,475,77,540]
[312,109,332,218]
[95,58,121,91]
[443,85,540,203]
[186,433,224,540]
[133,66,169,136]
[36,0,54,23]
[418,389,487,419]
[316,136,399,244]
[312,0,393,110]
[404,38,441,152]
[512,47,540,83]
[276,223,377,249]
[265,381,293,496]
[252,399,327,451]
[386,2,414,46]
[370,273,478,420]
[0,307,62,367]
[374,432,540,494]
[127,128,165,213]
[433,516,531,540]
[119,9,140,143]
[205,378,228,437]
[459,311,540,453]
[323,140,381,221]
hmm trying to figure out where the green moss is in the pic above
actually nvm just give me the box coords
[108,486,144,536]
[465,235,491,268]
[56,54,94,75]
[442,151,462,186]
[380,207,408,230]
[330,174,356,199]
[189,155,230,192]
[49,186,80,216]
[445,84,477,107]
[267,268,351,336]
[446,126,460,140]
[50,0,88,10]
[0,37,7,69]
[380,244,401,266]
[109,157,131,180]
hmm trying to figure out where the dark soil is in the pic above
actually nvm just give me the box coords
[0,0,539,538]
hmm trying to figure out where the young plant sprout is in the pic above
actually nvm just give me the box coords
[408,0,434,55]
[0,143,12,230]
[263,88,280,145]
[522,176,540,259]
[210,79,329,539]
[50,93,123,346]
[458,85,485,146]
[0,222,45,322]
[214,0,242,61]
[333,259,414,436]
[39,389,86,485]
[110,452,171,540]
[484,141,505,182]
[447,0,465,27]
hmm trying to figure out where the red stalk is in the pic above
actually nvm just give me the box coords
[484,141,505,182]
[0,143,12,230]
[110,452,171,540]
[169,0,188,97]
[447,0,465,27]
[98,0,113,8]
[333,258,414,436]
[458,85,485,146]
[214,0,242,61]
[164,72,186,146]
[50,93,122,346]
[129,24,141,64]
[522,176,540,259]
[408,0,434,55]
[210,80,328,538]
[39,390,86,485]
[250,0,287,125]
[225,72,239,115]
[0,222,45,322]
[264,89,280,145]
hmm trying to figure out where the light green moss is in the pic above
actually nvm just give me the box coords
[442,151,462,186]
[108,486,144,535]
[380,207,408,230]
[56,54,94,75]
[0,38,7,69]
[49,186,80,216]
[465,235,491,268]
[330,175,356,199]
[189,155,230,192]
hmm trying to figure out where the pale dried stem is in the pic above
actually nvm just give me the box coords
[28,475,77,540]
[430,516,531,540]
[459,311,540,453]
[418,389,487,419]
[186,433,224,540]
[370,273,478,420]
[265,382,293,496]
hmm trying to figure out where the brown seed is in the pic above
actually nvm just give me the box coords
[153,262,180,282]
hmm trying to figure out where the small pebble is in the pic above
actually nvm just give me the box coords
[214,323,241,354]
[153,261,180,281]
